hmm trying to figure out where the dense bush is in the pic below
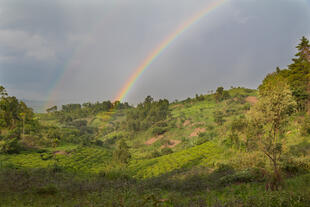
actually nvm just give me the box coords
[150,150,161,158]
[211,164,235,178]
[161,147,173,155]
[40,152,53,160]
[70,120,87,128]
[220,169,265,186]
[215,87,230,102]
[206,187,310,207]
[281,157,310,175]
[113,140,131,164]
[126,96,169,132]
[301,116,310,136]
[152,127,167,136]
[0,138,20,154]
[35,184,58,195]
[289,141,310,157]
[213,110,225,125]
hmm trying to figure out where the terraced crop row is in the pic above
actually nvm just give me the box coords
[129,141,224,178]
[57,147,112,173]
[0,147,112,174]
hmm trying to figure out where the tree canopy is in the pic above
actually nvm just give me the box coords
[249,74,296,189]
[276,36,310,111]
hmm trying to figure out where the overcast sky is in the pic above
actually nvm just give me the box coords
[0,0,310,105]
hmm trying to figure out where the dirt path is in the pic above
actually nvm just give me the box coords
[171,104,183,109]
[191,122,204,127]
[245,96,258,104]
[183,120,191,127]
[53,150,68,155]
[160,139,181,149]
[189,128,206,137]
[145,135,164,145]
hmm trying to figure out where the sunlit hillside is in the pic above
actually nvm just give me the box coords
[1,0,310,205]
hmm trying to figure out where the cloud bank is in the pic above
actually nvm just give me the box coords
[0,0,309,105]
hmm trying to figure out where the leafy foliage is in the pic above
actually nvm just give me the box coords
[0,86,40,153]
[213,110,225,125]
[126,96,169,132]
[215,86,230,102]
[276,36,310,111]
[249,74,296,189]
[113,140,131,164]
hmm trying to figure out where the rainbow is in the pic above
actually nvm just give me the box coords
[114,0,227,102]
[45,0,227,110]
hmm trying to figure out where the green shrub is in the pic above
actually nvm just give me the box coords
[48,162,64,173]
[209,164,235,181]
[152,127,167,136]
[301,116,310,136]
[35,184,58,195]
[168,119,177,128]
[155,121,168,128]
[206,124,214,131]
[94,139,104,146]
[225,108,237,115]
[40,152,53,160]
[70,120,87,128]
[289,141,310,157]
[243,103,251,110]
[198,132,206,138]
[281,157,310,175]
[103,132,121,145]
[220,169,264,186]
[213,111,225,125]
[207,190,310,207]
[231,116,247,132]
[0,138,20,154]
[161,147,173,155]
[206,131,217,140]
[195,139,206,145]
[151,151,161,158]
[36,149,48,153]
[113,140,131,164]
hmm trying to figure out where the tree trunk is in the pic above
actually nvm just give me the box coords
[307,82,310,115]
[271,158,282,191]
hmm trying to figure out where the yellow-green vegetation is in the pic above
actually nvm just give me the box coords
[0,146,112,174]
[130,141,224,178]
[0,37,310,206]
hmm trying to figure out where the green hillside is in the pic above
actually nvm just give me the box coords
[0,37,310,206]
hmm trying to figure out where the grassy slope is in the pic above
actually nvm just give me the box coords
[126,88,257,178]
[0,88,267,176]
[1,88,310,206]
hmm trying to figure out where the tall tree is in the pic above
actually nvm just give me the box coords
[249,74,296,190]
[286,36,310,111]
[0,86,39,153]
[0,86,7,97]
[215,87,224,102]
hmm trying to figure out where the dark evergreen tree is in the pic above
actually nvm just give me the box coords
[286,36,310,111]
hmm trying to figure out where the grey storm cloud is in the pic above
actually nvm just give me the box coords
[0,0,309,105]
